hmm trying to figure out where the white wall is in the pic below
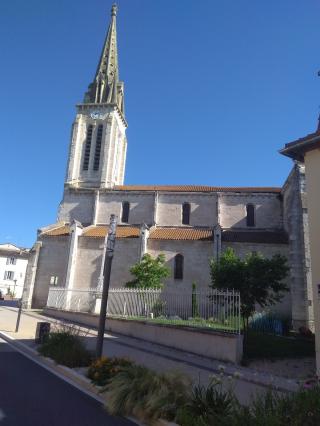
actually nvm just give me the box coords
[0,254,28,298]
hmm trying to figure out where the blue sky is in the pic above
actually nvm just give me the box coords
[0,0,319,248]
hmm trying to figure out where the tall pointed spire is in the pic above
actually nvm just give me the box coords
[84,4,125,115]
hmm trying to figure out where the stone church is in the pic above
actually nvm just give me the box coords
[24,5,313,330]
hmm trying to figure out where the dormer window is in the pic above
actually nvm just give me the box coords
[246,204,255,227]
[182,203,191,225]
[121,201,130,223]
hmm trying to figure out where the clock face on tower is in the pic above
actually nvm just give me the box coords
[90,111,107,120]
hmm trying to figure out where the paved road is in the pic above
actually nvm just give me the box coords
[0,338,135,426]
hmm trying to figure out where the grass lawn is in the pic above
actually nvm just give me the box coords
[109,315,239,332]
[244,331,315,360]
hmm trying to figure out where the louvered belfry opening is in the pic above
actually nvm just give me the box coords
[93,125,103,171]
[82,125,93,170]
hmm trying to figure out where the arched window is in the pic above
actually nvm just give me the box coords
[121,201,130,223]
[174,254,184,280]
[82,125,93,170]
[182,203,191,225]
[93,125,103,171]
[246,204,255,227]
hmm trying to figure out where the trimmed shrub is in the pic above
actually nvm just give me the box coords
[38,331,91,368]
[87,356,134,386]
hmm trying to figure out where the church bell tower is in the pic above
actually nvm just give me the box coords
[65,4,127,189]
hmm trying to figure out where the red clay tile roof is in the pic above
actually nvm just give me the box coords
[41,224,288,244]
[82,226,140,238]
[114,185,281,193]
[42,225,70,236]
[149,227,213,241]
[222,230,288,244]
[41,224,140,238]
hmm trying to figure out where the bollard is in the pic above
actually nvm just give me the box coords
[35,322,51,344]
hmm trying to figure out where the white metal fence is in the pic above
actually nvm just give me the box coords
[46,287,241,334]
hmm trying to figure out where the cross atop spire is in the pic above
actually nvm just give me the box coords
[84,4,125,115]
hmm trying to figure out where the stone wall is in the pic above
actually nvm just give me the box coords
[282,164,313,329]
[44,308,243,364]
[57,188,95,224]
[73,237,104,290]
[72,237,141,290]
[148,239,213,291]
[111,238,141,287]
[97,192,155,225]
[32,236,70,308]
[65,107,127,190]
[219,193,283,229]
[58,188,284,231]
[156,193,218,227]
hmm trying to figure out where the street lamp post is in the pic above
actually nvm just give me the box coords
[96,214,117,358]
[15,286,27,333]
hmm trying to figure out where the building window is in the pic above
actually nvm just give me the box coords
[6,257,16,265]
[93,124,103,171]
[4,271,14,280]
[174,254,184,280]
[82,124,94,170]
[182,203,191,225]
[50,276,59,286]
[246,204,255,227]
[121,201,130,223]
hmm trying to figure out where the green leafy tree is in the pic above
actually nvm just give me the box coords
[125,253,170,289]
[209,248,289,333]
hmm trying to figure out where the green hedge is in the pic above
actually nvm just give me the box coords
[38,331,91,368]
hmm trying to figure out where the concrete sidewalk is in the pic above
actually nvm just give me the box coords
[0,306,300,405]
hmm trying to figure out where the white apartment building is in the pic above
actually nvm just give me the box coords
[0,244,29,298]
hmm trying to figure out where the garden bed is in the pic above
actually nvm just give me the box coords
[244,331,315,360]
[113,315,239,333]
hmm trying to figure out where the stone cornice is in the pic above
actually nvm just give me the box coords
[76,103,127,127]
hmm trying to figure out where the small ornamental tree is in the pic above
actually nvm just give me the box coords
[125,253,170,289]
[209,248,289,333]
